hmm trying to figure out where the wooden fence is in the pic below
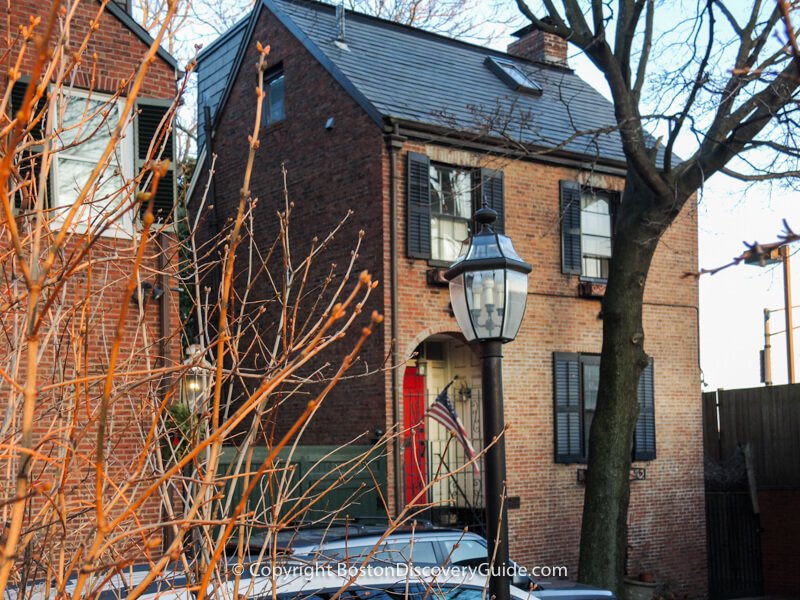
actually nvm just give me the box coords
[702,384,800,489]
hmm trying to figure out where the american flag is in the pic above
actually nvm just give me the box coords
[426,379,480,475]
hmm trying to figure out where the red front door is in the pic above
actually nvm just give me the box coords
[403,366,427,505]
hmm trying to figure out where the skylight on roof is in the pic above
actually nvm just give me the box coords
[485,56,542,95]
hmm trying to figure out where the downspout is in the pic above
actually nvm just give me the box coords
[156,230,172,551]
[386,119,406,516]
[157,232,170,385]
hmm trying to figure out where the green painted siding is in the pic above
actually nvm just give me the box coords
[219,445,388,524]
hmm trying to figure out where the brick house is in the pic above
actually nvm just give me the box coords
[191,0,706,594]
[1,0,180,560]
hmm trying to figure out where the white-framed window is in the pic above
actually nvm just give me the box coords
[9,81,175,233]
[50,89,135,235]
[580,190,613,279]
[560,182,616,280]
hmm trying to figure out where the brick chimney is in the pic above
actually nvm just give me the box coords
[507,20,568,68]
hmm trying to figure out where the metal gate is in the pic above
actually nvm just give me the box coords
[705,490,763,599]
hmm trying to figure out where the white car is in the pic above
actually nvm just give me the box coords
[284,529,616,600]
[212,567,543,600]
[2,564,192,599]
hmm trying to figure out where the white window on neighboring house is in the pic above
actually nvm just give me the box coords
[51,91,134,234]
[9,81,176,235]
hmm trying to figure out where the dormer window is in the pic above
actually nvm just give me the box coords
[485,56,542,95]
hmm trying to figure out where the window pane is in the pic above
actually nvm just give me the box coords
[431,216,468,262]
[582,234,612,258]
[57,157,126,213]
[582,256,609,279]
[429,164,472,261]
[375,541,438,565]
[55,95,126,212]
[581,193,610,214]
[56,159,94,206]
[442,538,486,567]
[267,73,285,124]
[581,211,611,237]
[59,96,118,160]
[339,542,438,566]
[278,586,485,600]
[582,362,599,458]
[429,165,471,218]
[580,192,612,278]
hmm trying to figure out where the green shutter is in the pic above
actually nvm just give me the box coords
[554,352,583,463]
[479,168,504,233]
[9,80,49,211]
[634,360,656,461]
[135,99,175,223]
[406,152,431,259]
[560,180,582,274]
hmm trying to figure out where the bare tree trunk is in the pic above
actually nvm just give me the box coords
[578,170,664,594]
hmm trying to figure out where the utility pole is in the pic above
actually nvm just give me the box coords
[781,245,795,384]
[763,309,772,386]
[745,242,796,385]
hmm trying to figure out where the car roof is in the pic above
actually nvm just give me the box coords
[290,528,484,553]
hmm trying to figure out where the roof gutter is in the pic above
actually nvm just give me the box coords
[385,117,406,516]
[392,119,629,176]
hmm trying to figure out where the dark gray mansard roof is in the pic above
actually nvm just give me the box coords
[200,0,626,165]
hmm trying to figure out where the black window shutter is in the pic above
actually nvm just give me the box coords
[10,80,49,211]
[135,99,175,223]
[406,152,431,259]
[554,352,583,463]
[634,360,656,461]
[560,181,582,274]
[480,168,504,234]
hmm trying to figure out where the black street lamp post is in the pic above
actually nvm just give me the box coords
[444,207,532,600]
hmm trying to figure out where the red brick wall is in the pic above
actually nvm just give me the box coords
[759,490,800,595]
[193,8,387,446]
[2,0,175,99]
[0,235,182,555]
[0,0,178,564]
[388,144,705,596]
